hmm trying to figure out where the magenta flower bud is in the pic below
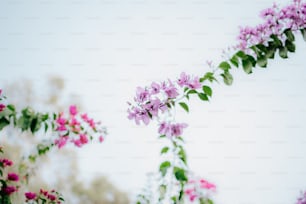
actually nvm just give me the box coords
[25,192,37,200]
[7,173,19,182]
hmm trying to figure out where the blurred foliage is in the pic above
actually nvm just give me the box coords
[1,76,129,204]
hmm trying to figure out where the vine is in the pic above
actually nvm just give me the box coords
[128,0,306,203]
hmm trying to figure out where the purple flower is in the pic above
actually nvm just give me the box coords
[158,122,172,137]
[143,99,161,117]
[150,82,161,94]
[128,108,150,125]
[296,191,306,204]
[158,122,188,138]
[171,123,188,137]
[187,76,201,90]
[177,72,190,87]
[136,87,150,103]
[162,81,179,99]
[260,7,276,18]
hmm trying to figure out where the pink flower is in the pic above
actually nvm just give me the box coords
[56,115,66,126]
[69,105,78,116]
[189,194,197,202]
[99,136,104,143]
[73,139,82,147]
[25,192,37,200]
[69,118,80,126]
[0,158,13,167]
[0,104,5,112]
[40,189,48,196]
[200,179,216,190]
[88,118,96,129]
[81,113,89,121]
[3,186,17,195]
[56,125,67,131]
[184,188,195,195]
[7,173,19,182]
[47,194,56,201]
[54,136,69,149]
[79,134,88,144]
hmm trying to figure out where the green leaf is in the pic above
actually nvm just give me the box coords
[279,46,288,58]
[171,196,177,203]
[301,28,306,41]
[6,104,15,112]
[202,85,212,97]
[218,61,231,71]
[284,28,295,42]
[230,55,239,68]
[200,198,214,204]
[198,93,209,101]
[0,117,10,131]
[246,54,256,66]
[44,123,49,132]
[37,144,50,155]
[161,147,169,154]
[265,46,276,59]
[30,118,38,133]
[28,155,37,163]
[220,71,233,86]
[235,50,246,58]
[179,102,189,113]
[242,59,252,74]
[159,184,167,200]
[271,34,282,47]
[178,147,187,165]
[173,167,187,182]
[41,113,49,121]
[285,39,295,52]
[257,55,267,68]
[159,161,171,177]
[187,90,198,95]
[200,72,217,83]
[255,44,268,53]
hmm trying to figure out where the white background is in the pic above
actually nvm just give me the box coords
[1,0,306,203]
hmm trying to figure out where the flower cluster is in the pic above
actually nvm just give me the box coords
[25,189,64,204]
[128,73,202,126]
[1,148,65,203]
[128,73,203,139]
[237,0,306,50]
[0,157,20,198]
[0,89,6,112]
[54,105,107,149]
[184,178,216,202]
[297,191,306,204]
